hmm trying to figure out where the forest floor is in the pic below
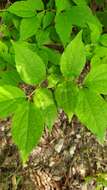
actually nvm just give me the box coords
[1,114,107,190]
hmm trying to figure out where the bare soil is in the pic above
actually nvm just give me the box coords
[1,114,107,190]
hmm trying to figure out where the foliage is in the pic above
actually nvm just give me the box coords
[0,0,107,162]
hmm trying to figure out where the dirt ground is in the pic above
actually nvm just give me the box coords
[1,114,107,190]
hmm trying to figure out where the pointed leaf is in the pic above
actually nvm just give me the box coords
[0,85,25,118]
[34,88,57,129]
[76,88,107,142]
[61,31,86,78]
[12,101,44,161]
[8,0,44,17]
[13,42,46,85]
[85,64,107,94]
[55,81,78,120]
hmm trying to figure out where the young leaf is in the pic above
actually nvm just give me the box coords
[12,101,44,162]
[55,81,78,120]
[61,31,86,78]
[84,64,107,94]
[20,16,41,40]
[0,85,25,118]
[34,88,57,130]
[12,42,46,85]
[8,0,44,18]
[76,88,107,142]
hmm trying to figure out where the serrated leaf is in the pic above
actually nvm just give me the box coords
[55,11,72,46]
[12,42,46,85]
[61,31,86,78]
[12,101,44,162]
[8,0,44,18]
[0,85,25,118]
[34,88,57,129]
[76,88,107,142]
[55,0,72,13]
[55,81,78,120]
[85,64,107,94]
[20,16,40,40]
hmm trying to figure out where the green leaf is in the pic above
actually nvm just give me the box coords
[85,64,107,94]
[36,28,51,46]
[55,0,72,13]
[0,85,25,118]
[55,81,78,120]
[99,34,107,47]
[76,88,107,142]
[42,47,61,65]
[61,31,86,78]
[94,45,107,58]
[0,70,22,86]
[55,11,72,46]
[72,0,87,5]
[20,16,41,40]
[12,101,44,162]
[12,42,46,85]
[0,41,8,54]
[43,11,55,29]
[34,88,57,129]
[48,73,61,88]
[57,5,102,43]
[8,0,44,18]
